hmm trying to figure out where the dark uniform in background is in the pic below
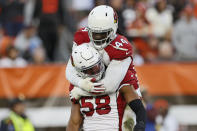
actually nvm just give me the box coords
[33,0,65,61]
[0,0,25,36]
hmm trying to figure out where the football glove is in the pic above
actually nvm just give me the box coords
[78,78,105,93]
[70,87,83,101]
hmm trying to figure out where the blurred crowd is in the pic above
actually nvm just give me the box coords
[0,0,197,68]
[141,88,187,131]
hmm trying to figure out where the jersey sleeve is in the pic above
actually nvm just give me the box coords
[73,28,90,45]
[104,35,133,61]
[118,69,139,91]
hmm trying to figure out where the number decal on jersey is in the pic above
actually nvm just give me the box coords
[81,96,94,116]
[95,95,111,115]
[115,42,123,48]
[80,95,111,117]
[120,38,128,44]
[115,38,128,48]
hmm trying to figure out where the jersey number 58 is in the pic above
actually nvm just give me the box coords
[80,95,111,117]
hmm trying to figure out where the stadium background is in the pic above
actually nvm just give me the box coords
[0,0,197,131]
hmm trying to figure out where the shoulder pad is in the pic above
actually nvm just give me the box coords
[120,70,139,90]
[104,35,133,60]
[73,28,90,45]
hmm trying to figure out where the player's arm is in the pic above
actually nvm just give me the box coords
[65,58,82,86]
[99,57,132,93]
[99,36,134,93]
[120,85,140,103]
[66,103,83,131]
[66,56,131,95]
[120,85,146,131]
[69,83,107,104]
[68,57,132,100]
[119,68,146,131]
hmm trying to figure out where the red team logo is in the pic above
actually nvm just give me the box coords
[113,11,118,23]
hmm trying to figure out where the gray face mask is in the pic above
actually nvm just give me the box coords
[88,28,114,50]
[79,60,105,81]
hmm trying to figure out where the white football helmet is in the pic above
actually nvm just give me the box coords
[71,44,105,81]
[88,5,118,50]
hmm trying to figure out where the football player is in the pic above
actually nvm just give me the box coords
[66,5,138,95]
[66,44,146,131]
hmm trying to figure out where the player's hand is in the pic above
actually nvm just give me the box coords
[69,87,82,101]
[133,121,145,131]
[90,85,105,94]
[78,78,105,93]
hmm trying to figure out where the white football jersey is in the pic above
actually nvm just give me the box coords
[79,91,126,131]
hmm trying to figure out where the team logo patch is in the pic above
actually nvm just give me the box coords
[113,10,118,23]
